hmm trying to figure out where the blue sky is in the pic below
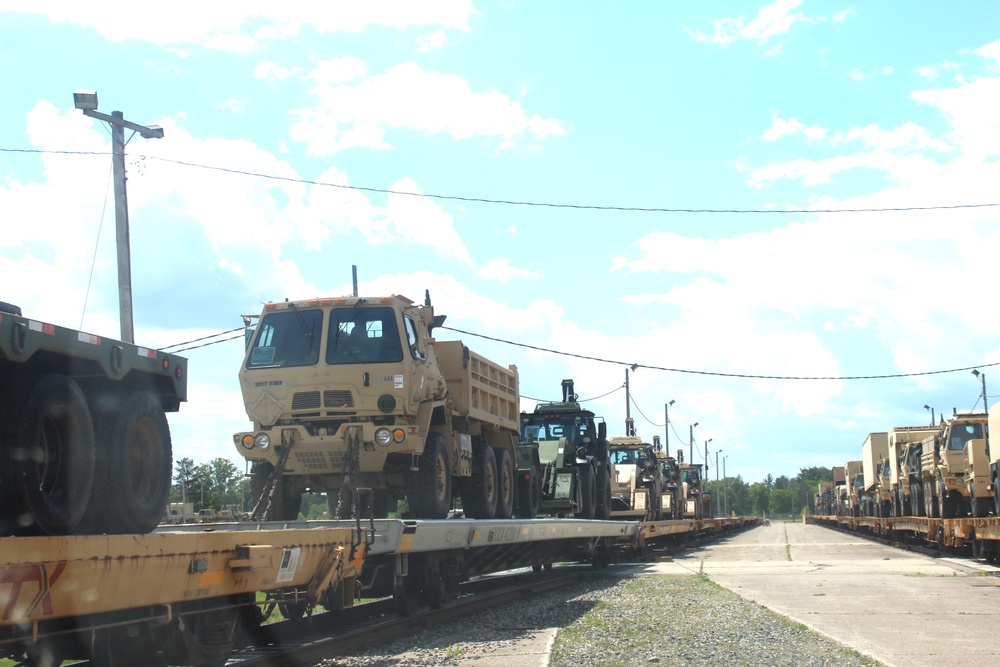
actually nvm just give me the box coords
[3,1,1000,485]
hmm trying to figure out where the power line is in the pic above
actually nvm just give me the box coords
[4,147,1000,215]
[440,325,1000,381]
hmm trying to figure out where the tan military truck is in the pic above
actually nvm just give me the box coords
[816,482,834,515]
[233,292,531,521]
[653,436,683,519]
[845,460,863,517]
[989,402,1000,517]
[860,433,888,516]
[886,425,938,517]
[919,412,989,518]
[831,466,846,515]
[607,434,663,520]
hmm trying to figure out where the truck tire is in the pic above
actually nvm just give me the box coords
[517,466,541,518]
[83,391,172,534]
[595,468,611,520]
[459,439,497,519]
[1,374,95,536]
[494,447,515,519]
[407,432,452,519]
[578,464,597,519]
[970,485,988,518]
[995,478,1000,517]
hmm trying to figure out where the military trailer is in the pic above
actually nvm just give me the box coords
[233,292,536,521]
[0,300,186,536]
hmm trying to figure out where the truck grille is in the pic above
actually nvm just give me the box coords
[292,391,321,410]
[324,390,354,408]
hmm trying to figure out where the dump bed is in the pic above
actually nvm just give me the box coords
[435,340,519,432]
[861,433,888,493]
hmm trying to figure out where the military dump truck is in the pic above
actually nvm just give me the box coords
[989,402,1000,517]
[918,412,989,518]
[831,466,846,514]
[233,292,535,521]
[519,379,612,519]
[885,425,938,517]
[859,432,888,516]
[845,460,863,517]
[816,482,834,515]
[0,300,187,535]
[607,428,663,521]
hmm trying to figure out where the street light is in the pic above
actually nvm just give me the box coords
[715,448,722,517]
[664,399,675,452]
[972,369,988,414]
[924,404,935,426]
[73,89,164,343]
[689,422,698,463]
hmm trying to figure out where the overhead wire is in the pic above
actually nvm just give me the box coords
[3,147,1000,215]
[439,325,1000,381]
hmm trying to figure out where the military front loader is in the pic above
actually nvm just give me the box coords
[519,379,612,519]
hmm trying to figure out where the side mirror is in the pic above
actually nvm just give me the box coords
[598,422,607,440]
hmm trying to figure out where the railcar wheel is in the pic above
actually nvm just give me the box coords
[278,599,307,620]
[2,374,95,535]
[394,575,420,617]
[181,604,239,667]
[494,447,515,519]
[407,433,452,519]
[83,391,171,534]
[460,439,497,519]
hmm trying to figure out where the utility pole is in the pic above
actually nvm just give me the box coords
[664,399,674,452]
[715,449,721,517]
[723,455,728,517]
[973,369,988,413]
[73,91,163,343]
[625,368,632,435]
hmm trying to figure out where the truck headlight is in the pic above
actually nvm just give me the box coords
[255,433,271,451]
[375,428,393,446]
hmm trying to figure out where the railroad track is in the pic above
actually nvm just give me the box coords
[227,569,589,666]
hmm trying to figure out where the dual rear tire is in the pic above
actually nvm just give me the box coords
[0,375,172,536]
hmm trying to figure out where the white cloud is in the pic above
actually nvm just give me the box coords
[289,60,566,155]
[215,98,246,113]
[253,60,304,83]
[385,178,474,266]
[686,0,809,48]
[476,258,542,283]
[1,1,477,50]
[974,38,1000,65]
[762,116,827,142]
[418,29,448,52]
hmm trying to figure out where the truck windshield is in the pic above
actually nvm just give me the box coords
[947,423,984,450]
[246,309,322,368]
[521,417,588,443]
[326,306,403,365]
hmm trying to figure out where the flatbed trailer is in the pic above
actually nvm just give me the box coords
[1,515,758,666]
[808,514,1000,561]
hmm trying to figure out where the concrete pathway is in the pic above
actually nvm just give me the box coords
[651,522,1000,667]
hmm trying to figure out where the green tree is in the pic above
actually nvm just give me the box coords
[751,482,771,515]
[192,458,242,511]
[171,457,197,504]
[771,488,793,515]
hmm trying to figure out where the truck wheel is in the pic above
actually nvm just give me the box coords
[494,447,515,519]
[1,374,95,535]
[578,464,597,519]
[517,466,541,518]
[82,392,171,534]
[595,469,611,520]
[408,432,452,519]
[971,486,988,518]
[459,439,496,519]
[994,478,1000,517]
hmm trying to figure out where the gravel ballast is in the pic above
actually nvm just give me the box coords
[319,571,883,667]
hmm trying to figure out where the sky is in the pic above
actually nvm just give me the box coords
[2,0,1000,487]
